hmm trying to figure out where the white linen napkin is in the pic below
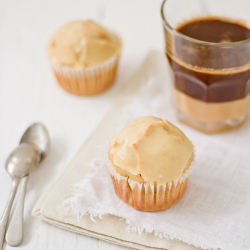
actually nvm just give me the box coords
[65,52,250,250]
[33,50,250,250]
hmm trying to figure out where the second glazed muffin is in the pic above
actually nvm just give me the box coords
[108,116,194,211]
[47,20,121,96]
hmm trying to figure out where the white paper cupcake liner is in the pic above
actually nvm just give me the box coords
[107,152,195,211]
[51,55,119,96]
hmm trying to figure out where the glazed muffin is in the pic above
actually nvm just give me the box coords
[108,116,194,211]
[46,20,121,96]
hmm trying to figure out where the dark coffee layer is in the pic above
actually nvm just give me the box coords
[167,55,250,102]
[167,18,250,102]
[177,18,250,43]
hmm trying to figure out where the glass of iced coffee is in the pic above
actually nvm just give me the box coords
[161,0,250,133]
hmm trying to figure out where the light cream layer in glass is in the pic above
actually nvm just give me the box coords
[175,89,250,122]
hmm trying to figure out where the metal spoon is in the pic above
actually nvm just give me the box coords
[0,143,41,250]
[5,123,50,247]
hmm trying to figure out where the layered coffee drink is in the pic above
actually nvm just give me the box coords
[162,3,250,133]
[166,18,250,132]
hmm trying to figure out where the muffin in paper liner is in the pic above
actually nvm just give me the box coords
[47,20,121,96]
[51,55,119,96]
[106,153,195,212]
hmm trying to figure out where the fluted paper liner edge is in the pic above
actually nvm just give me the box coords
[107,152,195,212]
[50,55,119,96]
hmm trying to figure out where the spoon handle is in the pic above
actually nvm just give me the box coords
[5,175,29,246]
[0,179,20,250]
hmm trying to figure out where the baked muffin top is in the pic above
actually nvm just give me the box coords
[46,20,121,68]
[109,116,194,185]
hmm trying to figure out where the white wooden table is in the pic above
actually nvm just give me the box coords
[0,0,163,249]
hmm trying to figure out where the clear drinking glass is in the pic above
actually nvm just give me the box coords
[161,0,250,133]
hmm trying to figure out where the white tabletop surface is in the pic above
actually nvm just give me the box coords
[0,0,163,249]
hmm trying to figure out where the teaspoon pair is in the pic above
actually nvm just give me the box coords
[0,123,50,250]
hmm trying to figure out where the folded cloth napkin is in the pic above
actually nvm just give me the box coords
[33,50,250,250]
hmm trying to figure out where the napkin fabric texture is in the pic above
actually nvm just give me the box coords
[33,51,250,250]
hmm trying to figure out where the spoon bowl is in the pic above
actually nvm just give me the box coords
[6,143,41,179]
[20,123,50,161]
